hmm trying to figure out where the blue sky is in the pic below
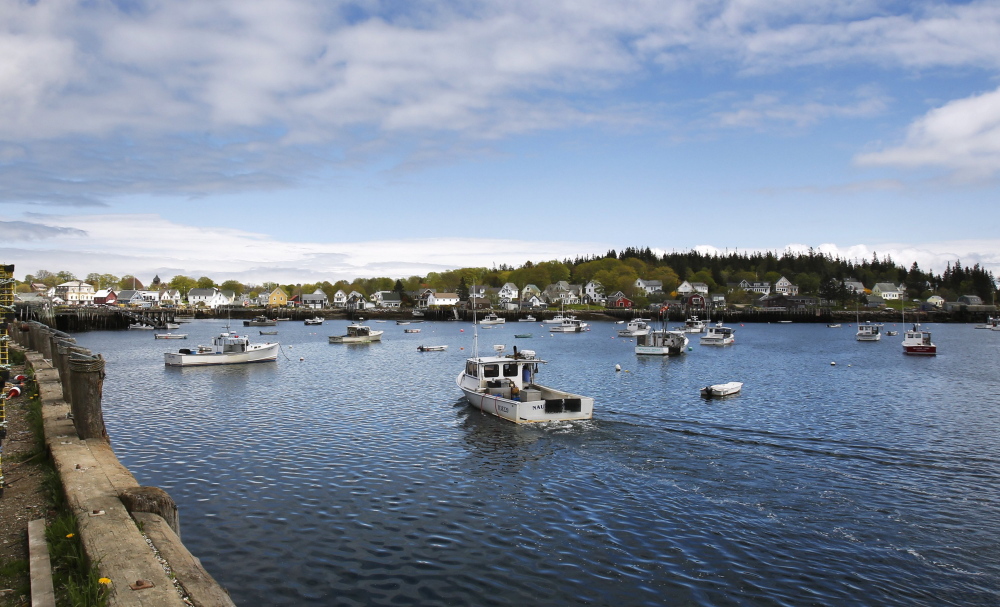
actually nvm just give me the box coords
[2,1,999,284]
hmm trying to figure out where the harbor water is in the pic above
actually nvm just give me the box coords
[71,320,1000,606]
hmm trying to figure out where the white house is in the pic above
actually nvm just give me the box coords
[498,282,519,301]
[873,283,904,300]
[634,279,663,295]
[187,287,229,309]
[159,289,182,306]
[331,290,348,307]
[774,276,799,296]
[54,280,95,305]
[427,292,460,307]
[583,280,605,305]
[677,281,710,296]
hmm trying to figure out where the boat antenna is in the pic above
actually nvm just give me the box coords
[472,283,479,359]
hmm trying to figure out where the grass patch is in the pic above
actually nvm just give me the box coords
[45,514,109,607]
[0,557,31,606]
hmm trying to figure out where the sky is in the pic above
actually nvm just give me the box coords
[2,0,999,285]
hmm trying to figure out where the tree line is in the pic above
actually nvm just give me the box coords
[19,247,997,308]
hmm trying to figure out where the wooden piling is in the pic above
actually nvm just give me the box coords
[68,354,109,442]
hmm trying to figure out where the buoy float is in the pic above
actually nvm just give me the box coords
[615,364,621,372]
[6,385,21,398]
[830,361,836,366]
[299,357,304,361]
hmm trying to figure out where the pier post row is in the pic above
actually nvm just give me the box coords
[12,319,236,607]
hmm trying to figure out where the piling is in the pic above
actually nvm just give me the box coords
[67,353,109,442]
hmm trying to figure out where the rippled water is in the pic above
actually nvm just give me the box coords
[71,320,1000,606]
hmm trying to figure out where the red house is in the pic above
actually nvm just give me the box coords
[607,291,633,308]
[93,289,117,305]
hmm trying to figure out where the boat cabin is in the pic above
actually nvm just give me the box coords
[347,324,375,337]
[464,351,546,402]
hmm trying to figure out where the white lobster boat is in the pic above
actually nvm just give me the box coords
[635,329,689,355]
[549,318,590,332]
[164,332,278,366]
[617,319,651,337]
[329,322,384,343]
[700,322,735,346]
[684,316,707,333]
[456,345,594,423]
[856,322,881,341]
[902,324,936,355]
[479,313,506,325]
[154,333,188,339]
[304,317,324,325]
[542,313,575,325]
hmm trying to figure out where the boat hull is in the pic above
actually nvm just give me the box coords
[457,377,593,423]
[164,343,279,366]
[701,382,743,397]
[329,332,383,343]
[903,345,937,355]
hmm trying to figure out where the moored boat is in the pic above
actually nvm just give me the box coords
[617,319,651,337]
[700,321,735,346]
[515,333,533,338]
[518,315,537,322]
[701,382,743,397]
[164,332,279,366]
[635,328,689,355]
[549,318,590,332]
[404,328,421,333]
[902,324,936,355]
[856,322,881,341]
[456,346,594,423]
[417,345,447,352]
[154,333,188,339]
[304,317,324,325]
[684,316,706,333]
[542,313,575,325]
[244,315,276,327]
[479,313,506,325]
[329,322,384,343]
[259,330,278,335]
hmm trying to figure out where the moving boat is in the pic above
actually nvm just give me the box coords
[856,322,881,341]
[304,317,324,325]
[154,333,188,339]
[329,322,384,343]
[700,321,735,346]
[479,313,506,325]
[244,315,276,327]
[456,345,594,423]
[417,345,447,352]
[617,319,651,337]
[684,316,706,333]
[701,382,743,397]
[902,324,936,355]
[549,318,590,332]
[164,332,279,366]
[635,328,689,355]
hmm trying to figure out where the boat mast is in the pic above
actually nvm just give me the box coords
[472,283,479,359]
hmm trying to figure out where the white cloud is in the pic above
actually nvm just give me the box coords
[856,85,1000,179]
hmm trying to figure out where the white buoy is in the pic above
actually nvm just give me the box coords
[300,357,304,361]
[831,361,836,365]
[615,364,621,372]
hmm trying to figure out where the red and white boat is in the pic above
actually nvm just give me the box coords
[902,324,936,355]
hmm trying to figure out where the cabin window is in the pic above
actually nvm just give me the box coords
[503,363,519,377]
[466,362,478,376]
[483,364,499,378]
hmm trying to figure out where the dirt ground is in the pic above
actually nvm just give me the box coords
[0,369,49,606]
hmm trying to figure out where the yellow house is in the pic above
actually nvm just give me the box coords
[267,287,289,307]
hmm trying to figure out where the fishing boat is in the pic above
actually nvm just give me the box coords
[154,333,188,339]
[304,317,324,325]
[700,321,735,346]
[515,333,533,338]
[128,323,155,330]
[700,382,743,397]
[479,313,506,325]
[684,316,706,333]
[518,315,537,322]
[617,318,651,337]
[259,330,278,335]
[902,324,936,355]
[827,323,842,328]
[549,318,590,332]
[417,345,447,352]
[856,322,881,341]
[635,328,689,355]
[164,332,279,366]
[542,313,575,325]
[456,345,594,423]
[329,321,384,343]
[243,315,276,327]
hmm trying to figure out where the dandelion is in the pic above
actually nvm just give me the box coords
[98,578,112,585]
[66,533,74,538]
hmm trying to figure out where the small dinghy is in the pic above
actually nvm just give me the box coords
[700,382,743,398]
[417,345,448,352]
